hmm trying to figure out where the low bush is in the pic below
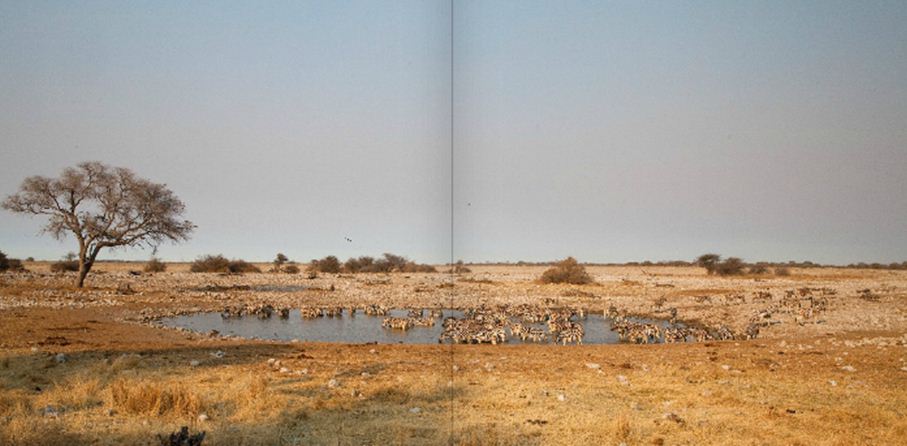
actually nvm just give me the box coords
[308,255,341,273]
[227,259,261,273]
[50,253,80,272]
[190,255,230,273]
[190,255,260,273]
[539,257,593,284]
[343,256,375,273]
[774,266,791,276]
[695,254,746,276]
[450,260,471,274]
[714,257,746,276]
[0,251,25,272]
[144,257,167,273]
[346,253,437,273]
[748,263,770,275]
[270,253,299,273]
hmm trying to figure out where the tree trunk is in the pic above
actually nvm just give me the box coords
[76,249,98,288]
[77,260,91,288]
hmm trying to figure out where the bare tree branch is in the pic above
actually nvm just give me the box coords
[2,161,195,287]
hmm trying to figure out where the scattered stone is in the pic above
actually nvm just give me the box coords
[361,372,370,378]
[189,360,200,367]
[585,362,601,370]
[197,413,209,422]
[54,353,67,364]
[279,367,290,374]
[106,408,116,416]
[369,349,377,354]
[721,364,731,371]
[42,405,61,418]
[829,380,837,386]
[327,379,339,388]
[557,393,566,402]
[662,412,684,425]
[616,375,629,385]
[210,350,225,359]
[900,367,907,372]
[841,365,856,372]
[409,407,422,414]
[267,358,277,366]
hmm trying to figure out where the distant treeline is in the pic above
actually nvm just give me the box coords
[452,259,907,270]
[309,253,436,274]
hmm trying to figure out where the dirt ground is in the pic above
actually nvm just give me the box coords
[1,263,906,445]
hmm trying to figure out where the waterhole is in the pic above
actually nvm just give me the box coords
[157,309,676,345]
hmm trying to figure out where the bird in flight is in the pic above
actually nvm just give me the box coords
[344,237,352,243]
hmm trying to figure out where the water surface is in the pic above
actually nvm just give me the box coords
[158,309,672,345]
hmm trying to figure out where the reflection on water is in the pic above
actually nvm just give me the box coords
[158,309,672,345]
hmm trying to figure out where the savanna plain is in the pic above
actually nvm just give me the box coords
[1,262,906,445]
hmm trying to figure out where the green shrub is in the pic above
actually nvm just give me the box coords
[539,257,593,284]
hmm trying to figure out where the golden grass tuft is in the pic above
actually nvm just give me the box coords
[615,413,632,442]
[107,379,203,417]
[42,376,103,410]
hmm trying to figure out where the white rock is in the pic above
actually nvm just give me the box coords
[616,375,629,385]
[279,367,290,373]
[327,379,339,388]
[42,405,60,418]
[190,360,201,367]
[409,407,422,414]
[197,413,209,422]
[828,380,837,386]
[210,350,225,359]
[267,358,277,365]
[585,362,601,370]
[841,365,856,372]
[721,364,731,371]
[54,353,67,364]
[557,393,566,402]
[900,367,907,372]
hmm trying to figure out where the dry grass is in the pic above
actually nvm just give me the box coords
[108,379,204,417]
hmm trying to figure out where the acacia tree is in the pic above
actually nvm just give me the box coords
[2,162,194,287]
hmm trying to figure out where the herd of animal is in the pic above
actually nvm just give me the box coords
[216,287,842,345]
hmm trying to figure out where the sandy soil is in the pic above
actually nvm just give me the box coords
[1,263,906,445]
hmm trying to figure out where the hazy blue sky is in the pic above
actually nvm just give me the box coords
[2,1,905,265]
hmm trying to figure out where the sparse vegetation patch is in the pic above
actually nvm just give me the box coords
[539,257,593,284]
